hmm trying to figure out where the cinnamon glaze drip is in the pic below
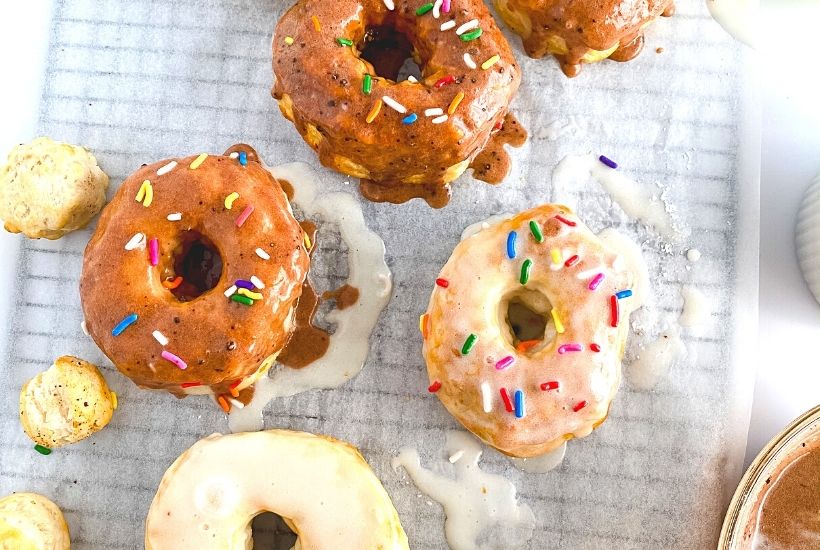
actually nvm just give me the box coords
[359,179,452,209]
[470,113,528,185]
[322,284,360,311]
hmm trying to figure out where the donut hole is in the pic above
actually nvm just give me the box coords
[501,289,557,354]
[167,231,223,302]
[250,512,297,549]
[359,24,422,81]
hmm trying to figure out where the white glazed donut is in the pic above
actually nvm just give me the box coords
[145,430,409,550]
[0,492,71,550]
[422,204,640,457]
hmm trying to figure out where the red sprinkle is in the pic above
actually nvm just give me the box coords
[180,381,202,388]
[564,254,580,267]
[493,120,503,131]
[590,343,601,352]
[573,400,587,412]
[610,295,619,327]
[500,388,513,412]
[540,381,559,391]
[435,278,449,288]
[428,380,442,393]
[434,75,456,88]
[554,214,577,227]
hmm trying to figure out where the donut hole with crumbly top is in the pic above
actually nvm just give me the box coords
[500,288,557,354]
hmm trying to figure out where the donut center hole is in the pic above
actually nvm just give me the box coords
[250,512,297,549]
[167,231,223,302]
[502,289,557,353]
[359,25,421,81]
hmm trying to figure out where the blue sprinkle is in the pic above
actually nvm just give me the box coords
[514,389,525,418]
[506,231,517,259]
[402,113,418,125]
[598,155,618,169]
[238,151,248,166]
[111,313,138,336]
[615,289,633,299]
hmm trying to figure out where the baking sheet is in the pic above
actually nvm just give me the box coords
[0,0,759,548]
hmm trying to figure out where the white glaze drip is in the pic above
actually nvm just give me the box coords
[706,0,758,47]
[686,248,701,262]
[229,162,391,433]
[392,431,535,550]
[679,286,712,327]
[510,442,566,473]
[628,328,686,390]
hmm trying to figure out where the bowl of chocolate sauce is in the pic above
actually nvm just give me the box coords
[719,404,820,549]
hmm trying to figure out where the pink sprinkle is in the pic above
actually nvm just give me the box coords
[495,356,515,370]
[442,0,451,12]
[588,273,605,290]
[558,343,583,354]
[235,205,255,227]
[149,238,159,266]
[161,350,188,370]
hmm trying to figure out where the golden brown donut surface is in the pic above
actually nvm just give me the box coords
[80,147,309,396]
[494,0,674,76]
[273,0,522,207]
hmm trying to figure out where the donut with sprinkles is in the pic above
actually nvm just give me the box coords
[421,204,641,457]
[272,0,521,206]
[80,145,309,405]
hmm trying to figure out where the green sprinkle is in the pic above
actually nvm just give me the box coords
[520,259,533,285]
[416,2,434,15]
[34,444,52,455]
[461,333,478,355]
[460,28,483,41]
[231,294,254,306]
[336,37,354,47]
[363,74,373,95]
[529,220,544,243]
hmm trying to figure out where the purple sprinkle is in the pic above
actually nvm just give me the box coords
[235,279,255,290]
[588,273,605,291]
[599,155,618,169]
[558,343,583,354]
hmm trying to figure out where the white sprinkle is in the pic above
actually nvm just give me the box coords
[432,0,443,18]
[152,330,169,346]
[157,161,178,176]
[81,321,89,336]
[255,247,270,260]
[125,232,146,251]
[382,95,407,113]
[227,397,245,409]
[448,450,465,463]
[424,108,444,117]
[166,212,182,221]
[576,268,599,280]
[383,0,395,10]
[224,285,237,297]
[406,75,418,83]
[463,52,477,69]
[432,115,449,124]
[440,20,456,31]
[456,19,479,35]
[250,275,265,289]
[481,381,492,413]
[229,152,239,159]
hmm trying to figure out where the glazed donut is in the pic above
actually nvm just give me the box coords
[19,356,115,449]
[493,0,674,76]
[80,146,309,399]
[145,430,409,549]
[0,492,70,549]
[272,0,522,207]
[421,204,640,457]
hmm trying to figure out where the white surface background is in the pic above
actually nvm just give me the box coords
[0,0,816,513]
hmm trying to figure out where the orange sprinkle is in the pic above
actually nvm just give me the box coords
[447,91,465,115]
[217,395,231,414]
[516,339,540,352]
[366,99,382,123]
[311,15,321,32]
[162,276,183,289]
[229,379,241,398]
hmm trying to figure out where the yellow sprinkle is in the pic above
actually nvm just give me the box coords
[311,15,321,32]
[136,180,153,207]
[238,288,263,300]
[135,180,148,202]
[447,91,465,115]
[284,36,294,45]
[419,313,430,338]
[481,54,501,70]
[550,248,562,264]
[303,232,312,250]
[110,391,118,410]
[189,153,208,169]
[551,308,565,334]
[366,99,382,124]
[224,192,240,209]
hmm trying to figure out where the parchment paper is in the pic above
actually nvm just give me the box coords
[0,0,759,548]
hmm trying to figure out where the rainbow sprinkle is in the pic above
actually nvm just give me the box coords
[416,2,434,15]
[238,288,263,300]
[432,0,443,17]
[520,259,532,284]
[224,285,237,297]
[135,180,153,207]
[167,212,182,221]
[366,99,383,123]
[460,28,482,41]
[435,278,449,288]
[481,382,492,412]
[231,294,254,306]
[551,248,562,264]
[125,232,145,251]
[336,37,354,46]
[311,15,321,31]
[481,54,500,70]
[402,113,418,124]
[217,395,231,413]
[152,330,169,346]
[157,161,177,176]
[599,155,618,169]
[432,115,448,124]
[235,279,255,290]
[555,214,577,227]
[499,388,513,412]
[513,389,525,418]
[383,0,395,10]
[112,313,138,336]
[110,391,118,410]
[189,153,208,169]
[573,400,587,412]
[590,343,601,352]
[255,248,270,260]
[610,295,620,327]
[551,308,565,334]
[162,276,183,289]
[463,52,476,69]
[235,205,254,227]
[495,356,514,370]
[382,96,407,113]
[224,192,240,209]
[448,91,465,114]
[149,238,159,266]
[506,231,517,259]
[529,220,544,243]
[558,343,583,354]
[362,74,372,95]
[161,350,188,370]
[428,380,442,392]
[303,232,312,249]
[180,381,202,388]
[434,75,456,88]
[425,108,444,117]
[419,313,430,338]
[455,19,479,35]
[588,273,605,290]
[442,0,451,12]
[34,444,51,455]
[540,381,559,391]
[615,289,633,299]
[564,254,580,267]
[461,333,477,355]
[441,20,456,31]
[250,276,265,289]
[238,151,247,166]
[284,36,294,45]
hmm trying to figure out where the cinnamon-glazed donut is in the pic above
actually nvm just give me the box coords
[80,146,309,400]
[494,0,675,77]
[421,204,641,457]
[272,0,523,207]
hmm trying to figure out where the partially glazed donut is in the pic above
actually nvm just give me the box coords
[80,146,309,398]
[272,0,522,207]
[422,204,640,457]
[494,0,674,76]
[145,430,409,550]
